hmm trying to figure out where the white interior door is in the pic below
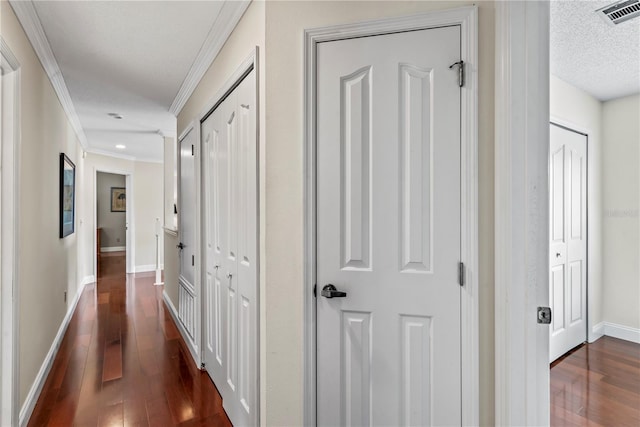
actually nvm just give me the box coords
[179,129,197,290]
[549,123,587,362]
[201,68,257,427]
[316,27,462,426]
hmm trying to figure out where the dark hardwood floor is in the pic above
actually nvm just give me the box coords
[28,253,232,426]
[551,336,640,426]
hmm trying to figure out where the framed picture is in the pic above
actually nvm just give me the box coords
[111,187,126,212]
[59,153,75,238]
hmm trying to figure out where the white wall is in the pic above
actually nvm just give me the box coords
[550,75,603,340]
[96,172,126,249]
[1,1,84,407]
[602,94,640,331]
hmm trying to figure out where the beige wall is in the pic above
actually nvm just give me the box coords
[264,2,495,425]
[96,172,127,248]
[550,75,604,336]
[133,161,164,270]
[1,1,84,406]
[602,94,640,330]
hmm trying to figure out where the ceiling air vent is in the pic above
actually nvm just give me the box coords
[596,0,640,25]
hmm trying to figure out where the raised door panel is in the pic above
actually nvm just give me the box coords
[340,66,372,271]
[551,146,565,245]
[570,150,584,241]
[400,315,432,426]
[399,64,433,273]
[342,311,372,426]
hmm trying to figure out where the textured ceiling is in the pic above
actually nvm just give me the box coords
[32,1,226,162]
[551,0,640,101]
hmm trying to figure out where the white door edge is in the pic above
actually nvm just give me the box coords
[1,37,21,427]
[303,7,479,426]
[494,1,550,425]
[549,116,601,345]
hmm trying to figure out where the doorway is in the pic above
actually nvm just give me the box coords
[304,8,479,426]
[96,172,128,278]
[94,169,133,278]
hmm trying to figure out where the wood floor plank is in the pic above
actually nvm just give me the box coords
[551,337,640,427]
[27,253,231,426]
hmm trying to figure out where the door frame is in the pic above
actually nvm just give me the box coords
[550,118,598,344]
[303,7,479,425]
[195,48,260,420]
[1,37,21,427]
[494,1,550,425]
[93,168,134,275]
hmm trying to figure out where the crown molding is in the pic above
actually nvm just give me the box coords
[9,0,88,150]
[1,37,20,70]
[86,148,163,164]
[169,0,251,116]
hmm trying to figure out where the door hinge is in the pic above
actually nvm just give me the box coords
[191,144,194,156]
[313,284,317,298]
[201,362,206,370]
[537,307,552,324]
[458,262,465,286]
[192,255,195,266]
[449,60,464,87]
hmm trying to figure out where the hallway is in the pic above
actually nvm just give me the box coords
[27,254,231,426]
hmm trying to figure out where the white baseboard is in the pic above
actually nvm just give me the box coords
[19,278,88,426]
[603,322,640,344]
[590,321,605,343]
[81,275,95,287]
[135,264,164,273]
[100,246,126,253]
[162,290,200,368]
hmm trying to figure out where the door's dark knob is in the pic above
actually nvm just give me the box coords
[177,242,185,250]
[321,284,347,299]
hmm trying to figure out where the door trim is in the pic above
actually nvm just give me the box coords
[303,7,479,425]
[550,117,600,345]
[494,2,550,425]
[1,37,21,427]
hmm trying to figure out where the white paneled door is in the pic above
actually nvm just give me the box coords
[201,68,257,427]
[549,124,587,362]
[317,27,462,426]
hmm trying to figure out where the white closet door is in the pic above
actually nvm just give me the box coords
[549,123,587,362]
[201,68,257,427]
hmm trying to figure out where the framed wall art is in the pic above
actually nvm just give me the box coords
[111,187,126,212]
[59,153,75,238]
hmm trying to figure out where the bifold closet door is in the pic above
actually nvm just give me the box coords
[202,68,257,427]
[549,123,587,362]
